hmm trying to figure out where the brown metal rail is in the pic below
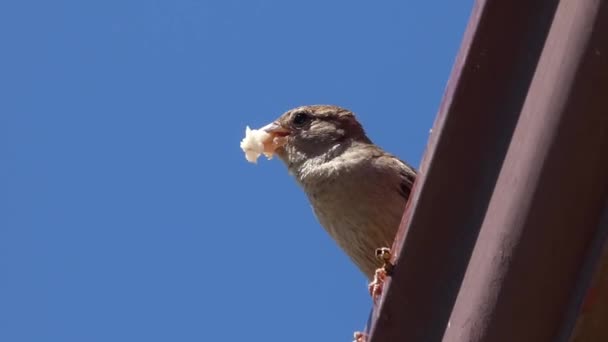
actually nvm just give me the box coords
[367,0,608,341]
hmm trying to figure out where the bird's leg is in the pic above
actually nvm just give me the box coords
[368,247,394,302]
[353,331,367,342]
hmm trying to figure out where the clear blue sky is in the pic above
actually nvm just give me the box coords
[1,1,472,341]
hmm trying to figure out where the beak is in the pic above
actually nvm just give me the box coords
[261,121,290,135]
[259,121,290,157]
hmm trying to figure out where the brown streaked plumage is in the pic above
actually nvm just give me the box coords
[262,105,416,279]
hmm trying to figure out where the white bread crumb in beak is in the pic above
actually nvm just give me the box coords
[240,126,271,163]
[240,125,289,163]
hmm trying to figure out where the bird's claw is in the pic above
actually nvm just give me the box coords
[375,247,394,275]
[368,267,388,301]
[368,247,394,302]
[353,331,367,342]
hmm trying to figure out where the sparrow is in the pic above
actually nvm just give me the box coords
[260,105,416,280]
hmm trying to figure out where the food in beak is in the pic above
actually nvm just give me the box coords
[240,124,289,163]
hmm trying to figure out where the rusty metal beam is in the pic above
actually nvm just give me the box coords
[368,0,608,341]
[443,1,608,341]
[570,234,608,341]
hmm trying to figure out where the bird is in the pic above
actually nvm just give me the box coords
[259,105,416,280]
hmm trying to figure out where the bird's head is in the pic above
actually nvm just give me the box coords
[260,105,372,169]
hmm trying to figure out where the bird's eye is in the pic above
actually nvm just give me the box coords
[292,112,311,127]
